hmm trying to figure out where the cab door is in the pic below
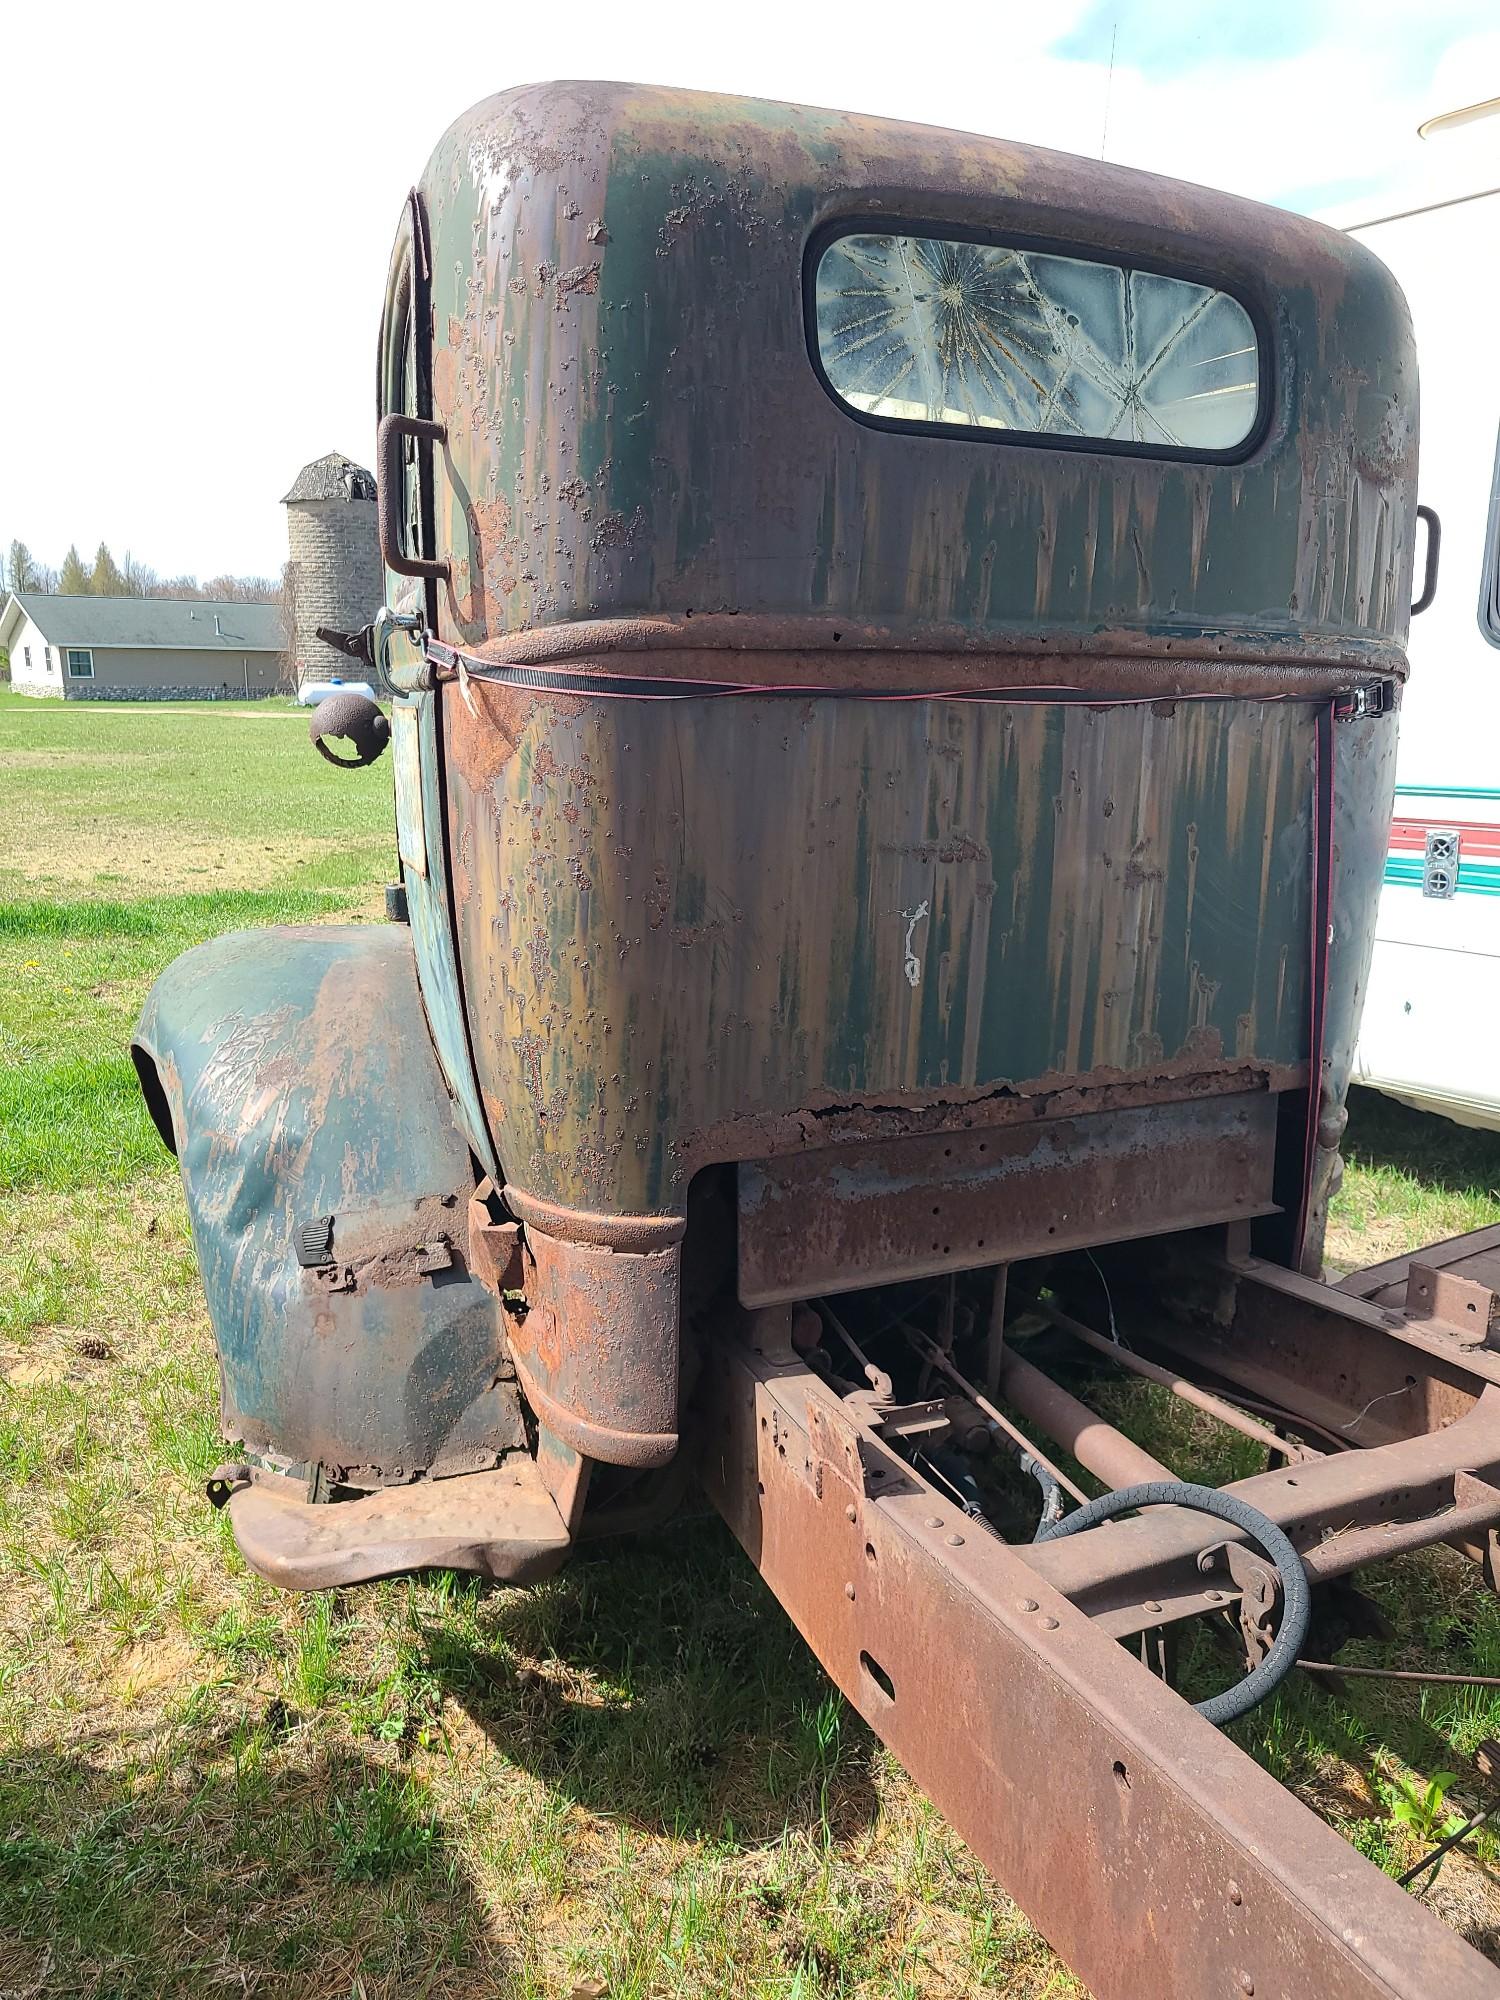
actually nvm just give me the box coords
[377,191,500,1183]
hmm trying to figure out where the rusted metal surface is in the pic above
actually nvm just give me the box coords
[438,628,1403,689]
[464,1183,523,1295]
[445,678,1317,1219]
[702,1321,1498,2000]
[739,1092,1278,1304]
[132,924,520,1486]
[225,1454,571,1591]
[998,1345,1178,1491]
[377,80,1415,1312]
[897,1323,1091,1504]
[376,413,450,582]
[1020,1386,1500,1637]
[1341,1224,1500,1350]
[1117,1240,1500,1450]
[1040,1301,1316,1461]
[1402,1263,1500,1348]
[308,688,390,767]
[408,83,1416,667]
[503,1188,683,1467]
[1339,1220,1500,1303]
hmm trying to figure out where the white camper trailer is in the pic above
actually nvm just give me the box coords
[1337,100,1500,1130]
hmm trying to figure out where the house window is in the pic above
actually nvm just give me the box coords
[66,648,94,679]
[23,646,31,672]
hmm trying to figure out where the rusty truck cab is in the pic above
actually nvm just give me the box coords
[133,84,1500,2000]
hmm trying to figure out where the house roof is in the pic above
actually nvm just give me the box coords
[282,451,377,505]
[0,592,282,653]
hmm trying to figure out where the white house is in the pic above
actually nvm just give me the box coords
[0,593,283,700]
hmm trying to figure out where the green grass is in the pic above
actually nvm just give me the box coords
[3,691,1500,1993]
[1328,1090,1500,1272]
[0,887,390,1191]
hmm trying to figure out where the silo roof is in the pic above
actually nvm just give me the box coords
[282,452,376,504]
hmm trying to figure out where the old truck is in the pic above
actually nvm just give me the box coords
[132,82,1500,1999]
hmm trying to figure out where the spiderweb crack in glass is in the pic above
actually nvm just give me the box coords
[815,234,1259,450]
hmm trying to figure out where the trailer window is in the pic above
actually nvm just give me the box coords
[1481,424,1500,648]
[812,231,1260,454]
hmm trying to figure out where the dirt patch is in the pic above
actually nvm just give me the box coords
[3,829,341,893]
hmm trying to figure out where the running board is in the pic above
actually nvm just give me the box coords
[219,1456,573,1590]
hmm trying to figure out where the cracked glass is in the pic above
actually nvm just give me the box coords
[814,233,1260,452]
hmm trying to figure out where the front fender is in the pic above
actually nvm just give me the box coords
[132,924,522,1486]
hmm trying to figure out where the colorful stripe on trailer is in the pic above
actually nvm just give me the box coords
[1385,787,1500,896]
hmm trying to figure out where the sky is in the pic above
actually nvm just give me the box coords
[3,0,1497,585]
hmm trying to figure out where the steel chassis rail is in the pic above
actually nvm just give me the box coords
[702,1306,1500,2000]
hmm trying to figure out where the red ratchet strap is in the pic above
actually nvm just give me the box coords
[1296,699,1337,1259]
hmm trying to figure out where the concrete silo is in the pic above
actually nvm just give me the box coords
[282,452,380,690]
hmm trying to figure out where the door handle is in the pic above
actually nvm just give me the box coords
[377,412,450,582]
[1411,504,1440,615]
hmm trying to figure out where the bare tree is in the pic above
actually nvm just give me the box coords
[14,542,280,605]
[278,559,301,691]
[5,540,41,593]
[202,572,282,604]
[121,550,159,597]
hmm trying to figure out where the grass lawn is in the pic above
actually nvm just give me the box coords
[3,691,1500,1997]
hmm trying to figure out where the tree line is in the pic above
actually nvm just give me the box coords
[6,537,280,604]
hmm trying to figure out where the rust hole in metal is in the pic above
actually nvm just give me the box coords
[1113,1760,1131,1793]
[865,1542,877,1564]
[861,1651,896,1702]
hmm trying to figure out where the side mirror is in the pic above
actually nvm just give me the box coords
[309,690,391,768]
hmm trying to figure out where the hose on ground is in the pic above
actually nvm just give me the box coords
[1037,1480,1311,1728]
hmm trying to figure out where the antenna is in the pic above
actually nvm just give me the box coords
[1100,22,1118,161]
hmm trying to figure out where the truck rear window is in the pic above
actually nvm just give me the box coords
[812,229,1260,455]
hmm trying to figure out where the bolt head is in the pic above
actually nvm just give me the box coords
[946,1533,965,1547]
[845,1503,857,1522]
[1018,1598,1039,1613]
[844,1582,856,1600]
[1040,1615,1060,1630]
[1227,1882,1242,1906]
[1143,1599,1163,1614]
[924,1515,943,1529]
[1239,1976,1255,1996]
